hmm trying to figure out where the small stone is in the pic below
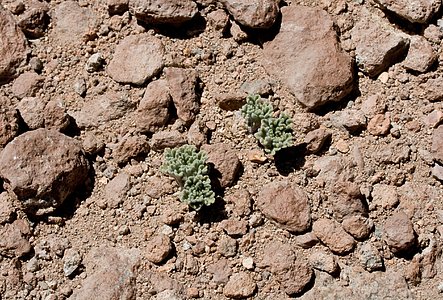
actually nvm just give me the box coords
[73,77,87,97]
[304,128,331,154]
[247,149,267,163]
[17,1,49,38]
[82,132,105,155]
[309,250,339,275]
[107,0,129,15]
[145,234,172,264]
[150,130,187,151]
[242,257,254,270]
[342,215,373,240]
[225,189,251,217]
[0,107,20,148]
[378,72,389,83]
[223,272,256,299]
[113,135,150,165]
[432,164,443,181]
[12,72,43,99]
[86,53,104,72]
[207,9,229,33]
[259,240,295,273]
[26,257,40,272]
[383,211,416,254]
[431,125,443,164]
[361,94,386,118]
[220,0,279,29]
[367,113,390,136]
[220,219,248,237]
[63,248,82,277]
[374,0,441,24]
[218,236,238,257]
[0,219,32,258]
[0,192,15,224]
[207,258,232,284]
[330,109,367,134]
[423,110,443,128]
[295,232,319,249]
[313,218,356,254]
[371,184,399,210]
[104,172,130,209]
[201,143,241,188]
[359,242,384,272]
[403,35,437,72]
[129,0,198,25]
[279,261,313,296]
[335,139,350,153]
[216,93,246,111]
[29,57,43,73]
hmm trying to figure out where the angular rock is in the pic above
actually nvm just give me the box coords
[403,35,437,73]
[220,0,279,29]
[52,1,97,45]
[383,211,416,254]
[0,219,32,257]
[201,143,241,188]
[309,250,339,275]
[225,189,251,217]
[259,240,295,274]
[329,110,367,134]
[367,113,390,136]
[262,5,354,110]
[0,192,15,224]
[374,0,441,24]
[361,94,386,118]
[165,67,199,125]
[207,258,232,284]
[16,97,45,129]
[103,173,131,209]
[113,135,150,165]
[69,246,140,300]
[107,34,164,85]
[150,130,187,151]
[351,13,409,77]
[63,248,82,277]
[216,93,246,111]
[145,234,172,264]
[134,80,171,133]
[295,232,319,249]
[257,181,311,233]
[0,107,20,148]
[432,163,443,181]
[371,183,399,210]
[218,236,238,257]
[359,243,384,272]
[421,77,443,102]
[0,129,89,215]
[207,9,229,33]
[329,181,368,222]
[0,5,28,83]
[129,0,198,25]
[423,110,443,128]
[17,1,50,38]
[304,128,331,154]
[108,0,129,15]
[187,119,208,147]
[85,53,104,72]
[220,219,248,237]
[342,215,373,240]
[313,218,355,254]
[279,261,313,296]
[43,100,71,132]
[223,272,256,299]
[12,72,43,99]
[431,125,443,164]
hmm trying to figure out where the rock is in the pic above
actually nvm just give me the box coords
[0,107,20,148]
[371,183,399,210]
[0,129,89,215]
[113,135,150,165]
[431,125,443,164]
[207,9,229,33]
[29,57,43,73]
[16,97,44,129]
[330,110,367,134]
[69,246,140,300]
[103,172,131,209]
[329,181,368,222]
[342,215,373,240]
[82,132,105,156]
[218,236,238,257]
[17,1,49,38]
[201,143,241,188]
[43,100,71,132]
[187,119,208,147]
[351,12,409,77]
[279,261,313,296]
[207,258,232,284]
[220,219,248,236]
[225,189,251,217]
[313,156,346,183]
[129,0,198,25]
[73,77,87,97]
[257,181,311,233]
[86,53,104,72]
[432,164,443,181]
[374,0,441,24]
[403,35,437,73]
[145,234,172,264]
[367,113,390,136]
[220,0,279,28]
[312,218,355,254]
[359,243,384,272]
[72,92,134,128]
[383,211,416,254]
[52,1,97,45]
[421,77,443,102]
[150,130,187,151]
[63,248,82,277]
[154,290,182,300]
[424,24,443,42]
[165,67,199,125]
[108,0,129,15]
[0,219,32,257]
[262,5,354,110]
[259,240,295,273]
[309,250,339,275]
[107,34,164,85]
[361,94,386,118]
[216,93,246,111]
[0,192,15,224]
[12,71,43,99]
[295,232,319,249]
[0,5,28,83]
[304,128,331,154]
[223,272,256,299]
[423,110,443,128]
[134,80,171,133]
[240,80,273,96]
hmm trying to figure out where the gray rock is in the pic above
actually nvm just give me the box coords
[201,143,241,188]
[0,107,20,148]
[383,211,416,254]
[63,248,82,277]
[129,0,198,25]
[0,129,89,215]
[218,236,237,257]
[262,5,354,110]
[220,0,279,29]
[403,35,437,73]
[107,34,164,85]
[374,0,441,24]
[86,53,104,72]
[223,272,256,299]
[329,110,367,134]
[432,163,443,182]
[359,243,384,272]
[309,250,339,275]
[313,218,355,254]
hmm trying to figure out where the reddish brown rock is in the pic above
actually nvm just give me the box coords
[113,135,150,165]
[0,219,32,257]
[309,250,339,275]
[361,94,386,118]
[367,113,390,136]
[342,215,373,240]
[0,192,15,224]
[374,0,441,24]
[371,184,399,210]
[129,0,198,25]
[207,258,232,284]
[257,181,311,233]
[0,129,89,215]
[0,5,28,83]
[201,143,241,188]
[165,67,199,125]
[295,232,319,249]
[432,163,443,182]
[220,0,279,29]
[259,240,295,274]
[423,110,443,128]
[108,0,129,15]
[11,72,43,99]
[145,234,172,264]
[431,125,443,164]
[43,100,71,132]
[16,97,46,129]
[17,0,49,38]
[107,34,164,85]
[279,261,313,296]
[0,107,20,148]
[150,130,187,151]
[313,218,356,254]
[403,35,437,73]
[262,5,353,110]
[330,181,368,222]
[220,218,248,236]
[225,189,251,217]
[103,173,131,209]
[223,272,256,299]
[304,128,331,154]
[383,211,416,254]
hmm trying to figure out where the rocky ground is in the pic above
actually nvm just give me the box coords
[0,0,443,299]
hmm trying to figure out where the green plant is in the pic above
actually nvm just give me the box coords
[254,114,294,155]
[161,145,215,210]
[240,94,273,133]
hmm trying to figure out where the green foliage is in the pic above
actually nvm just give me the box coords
[161,145,215,210]
[240,94,273,133]
[254,114,294,155]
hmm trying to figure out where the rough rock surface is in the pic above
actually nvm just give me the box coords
[431,125,443,164]
[0,219,32,258]
[223,272,256,299]
[201,143,241,188]
[0,5,28,82]
[403,35,437,73]
[313,218,356,254]
[220,0,279,29]
[279,261,313,296]
[257,181,311,233]
[107,34,164,85]
[11,72,43,99]
[0,107,20,148]
[374,0,441,24]
[0,129,89,214]
[383,211,416,254]
[145,234,172,264]
[17,0,50,38]
[129,0,198,25]
[262,5,354,110]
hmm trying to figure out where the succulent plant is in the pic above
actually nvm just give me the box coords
[181,174,215,210]
[254,114,294,155]
[240,94,273,133]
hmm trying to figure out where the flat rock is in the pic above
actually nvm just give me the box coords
[403,35,437,73]
[351,12,409,77]
[0,129,89,215]
[257,181,311,233]
[374,0,441,24]
[129,0,198,25]
[150,130,187,151]
[103,172,131,209]
[432,163,443,181]
[431,125,443,164]
[0,5,28,83]
[145,234,172,264]
[107,34,164,85]
[12,72,43,99]
[223,272,256,299]
[313,218,356,254]
[225,189,251,217]
[0,219,32,258]
[165,67,199,125]
[0,107,20,148]
[383,211,416,254]
[69,246,141,300]
[262,5,354,110]
[207,258,232,284]
[201,143,241,188]
[220,0,279,29]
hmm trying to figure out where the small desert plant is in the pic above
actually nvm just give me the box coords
[161,145,215,210]
[240,94,273,133]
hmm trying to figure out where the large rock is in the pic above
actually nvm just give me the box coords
[312,218,355,254]
[257,181,311,233]
[220,0,279,29]
[201,143,241,188]
[383,211,416,254]
[431,125,443,164]
[0,5,28,83]
[129,0,198,25]
[69,246,141,300]
[107,34,164,85]
[0,129,89,215]
[374,0,441,24]
[262,5,354,110]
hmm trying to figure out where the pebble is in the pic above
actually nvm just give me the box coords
[63,248,82,277]
[242,257,254,270]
